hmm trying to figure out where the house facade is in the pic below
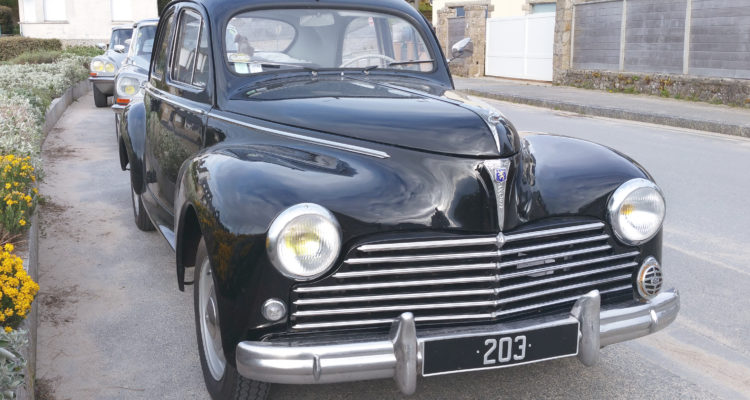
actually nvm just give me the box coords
[19,0,157,45]
[431,0,556,22]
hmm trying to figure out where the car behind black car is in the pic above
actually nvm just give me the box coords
[117,1,679,399]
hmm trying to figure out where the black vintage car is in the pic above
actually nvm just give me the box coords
[118,0,679,399]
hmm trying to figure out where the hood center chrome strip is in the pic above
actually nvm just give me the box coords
[482,159,511,231]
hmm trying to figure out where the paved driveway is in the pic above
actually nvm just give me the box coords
[36,94,750,399]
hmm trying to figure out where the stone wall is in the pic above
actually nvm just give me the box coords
[436,2,492,77]
[558,69,750,107]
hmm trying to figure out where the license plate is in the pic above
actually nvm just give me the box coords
[422,321,579,376]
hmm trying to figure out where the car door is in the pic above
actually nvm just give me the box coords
[144,5,212,229]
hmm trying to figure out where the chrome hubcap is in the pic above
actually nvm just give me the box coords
[198,258,226,380]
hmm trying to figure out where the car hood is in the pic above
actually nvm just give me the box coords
[224,76,519,157]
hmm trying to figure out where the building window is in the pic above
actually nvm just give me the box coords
[455,6,465,17]
[43,0,66,21]
[111,0,133,22]
[532,3,556,14]
[22,0,37,22]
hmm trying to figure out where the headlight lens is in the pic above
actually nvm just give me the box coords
[608,178,665,245]
[91,60,104,72]
[267,204,341,280]
[105,62,116,73]
[117,77,140,97]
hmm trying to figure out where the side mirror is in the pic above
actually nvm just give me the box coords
[114,44,126,53]
[96,43,108,50]
[449,38,472,62]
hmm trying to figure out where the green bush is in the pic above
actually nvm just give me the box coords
[2,50,63,65]
[0,5,12,34]
[0,37,61,62]
[63,45,104,58]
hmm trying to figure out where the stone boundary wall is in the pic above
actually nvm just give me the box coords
[17,80,91,400]
[558,69,750,107]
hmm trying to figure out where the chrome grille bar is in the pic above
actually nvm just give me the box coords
[356,222,605,252]
[292,286,632,330]
[292,221,638,331]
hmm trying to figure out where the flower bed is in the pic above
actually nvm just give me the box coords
[0,49,90,399]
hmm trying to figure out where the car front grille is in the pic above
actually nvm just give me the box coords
[291,220,638,331]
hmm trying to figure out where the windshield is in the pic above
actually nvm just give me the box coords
[110,28,133,50]
[128,25,157,69]
[225,9,434,75]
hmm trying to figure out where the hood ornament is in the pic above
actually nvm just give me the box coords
[482,160,511,231]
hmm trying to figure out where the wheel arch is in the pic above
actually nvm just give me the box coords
[120,98,148,194]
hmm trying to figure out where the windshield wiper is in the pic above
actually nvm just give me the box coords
[362,59,435,72]
[257,62,318,74]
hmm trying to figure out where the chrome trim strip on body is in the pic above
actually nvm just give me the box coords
[333,262,497,279]
[355,222,605,253]
[145,85,207,115]
[208,112,391,159]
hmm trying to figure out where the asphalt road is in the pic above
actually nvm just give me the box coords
[36,93,750,399]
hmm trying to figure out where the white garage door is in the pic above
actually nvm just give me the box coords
[485,12,555,81]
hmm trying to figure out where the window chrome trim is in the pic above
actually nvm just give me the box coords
[208,112,391,159]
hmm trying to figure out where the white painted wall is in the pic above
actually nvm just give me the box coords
[485,12,555,81]
[19,0,157,42]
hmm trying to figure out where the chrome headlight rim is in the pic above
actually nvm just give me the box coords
[607,178,666,246]
[116,75,141,98]
[91,57,116,75]
[91,59,105,73]
[266,203,342,281]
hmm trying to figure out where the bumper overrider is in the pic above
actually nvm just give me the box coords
[236,288,679,394]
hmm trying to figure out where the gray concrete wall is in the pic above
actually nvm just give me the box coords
[624,0,686,74]
[572,1,622,71]
[690,0,750,79]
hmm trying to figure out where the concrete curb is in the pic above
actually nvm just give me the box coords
[460,89,750,138]
[16,79,90,400]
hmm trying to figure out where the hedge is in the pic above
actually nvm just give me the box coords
[0,37,62,62]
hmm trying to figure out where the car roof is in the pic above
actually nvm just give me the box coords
[112,24,134,31]
[175,0,420,20]
[133,18,160,28]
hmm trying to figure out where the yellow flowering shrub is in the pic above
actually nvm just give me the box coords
[0,155,37,235]
[0,243,38,331]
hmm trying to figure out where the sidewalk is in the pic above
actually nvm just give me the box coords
[454,77,750,138]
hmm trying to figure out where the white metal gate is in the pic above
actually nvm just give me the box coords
[485,13,555,81]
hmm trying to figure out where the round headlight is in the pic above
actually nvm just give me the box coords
[608,178,666,245]
[91,60,104,72]
[267,204,341,280]
[105,62,116,73]
[117,76,140,97]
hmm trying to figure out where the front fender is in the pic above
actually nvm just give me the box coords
[120,96,147,193]
[505,134,653,228]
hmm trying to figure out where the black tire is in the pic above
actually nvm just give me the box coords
[130,175,154,231]
[194,239,270,400]
[93,84,108,107]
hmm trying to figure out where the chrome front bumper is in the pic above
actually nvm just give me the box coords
[89,76,114,94]
[236,289,679,394]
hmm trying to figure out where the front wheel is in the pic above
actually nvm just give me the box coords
[194,239,270,400]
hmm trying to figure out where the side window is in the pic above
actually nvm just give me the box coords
[152,12,175,80]
[171,10,203,87]
[193,23,210,88]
